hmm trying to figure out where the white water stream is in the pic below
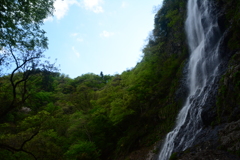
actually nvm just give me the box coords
[158,0,222,159]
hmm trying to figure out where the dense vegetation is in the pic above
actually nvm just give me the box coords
[0,0,239,160]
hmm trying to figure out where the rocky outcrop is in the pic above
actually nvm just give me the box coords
[175,48,240,159]
[178,150,239,160]
[219,120,240,155]
[176,120,240,160]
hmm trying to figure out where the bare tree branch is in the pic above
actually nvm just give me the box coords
[0,131,39,160]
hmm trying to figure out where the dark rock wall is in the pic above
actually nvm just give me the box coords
[172,0,240,159]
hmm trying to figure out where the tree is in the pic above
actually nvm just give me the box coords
[0,0,55,59]
[0,0,56,158]
[0,0,56,118]
[100,71,104,79]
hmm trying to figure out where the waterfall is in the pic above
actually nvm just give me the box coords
[158,0,222,159]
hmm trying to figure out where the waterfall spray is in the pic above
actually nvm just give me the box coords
[158,0,222,159]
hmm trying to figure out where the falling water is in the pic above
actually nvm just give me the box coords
[158,0,222,159]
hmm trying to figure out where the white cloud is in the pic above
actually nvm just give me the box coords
[44,0,80,21]
[44,16,54,22]
[83,0,104,13]
[77,38,84,42]
[72,47,80,58]
[55,0,80,19]
[70,33,84,42]
[121,2,128,8]
[45,0,104,21]
[71,33,79,37]
[100,30,114,38]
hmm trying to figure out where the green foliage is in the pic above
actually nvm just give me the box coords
[166,9,179,27]
[64,141,100,160]
[0,0,54,49]
[0,0,57,120]
[0,150,33,160]
[109,98,135,125]
[0,0,186,159]
[3,0,240,159]
[169,152,178,160]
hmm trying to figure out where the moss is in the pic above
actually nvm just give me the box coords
[152,149,158,154]
[169,152,178,160]
[236,149,240,157]
[215,51,240,123]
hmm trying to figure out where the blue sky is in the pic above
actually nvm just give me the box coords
[43,0,163,78]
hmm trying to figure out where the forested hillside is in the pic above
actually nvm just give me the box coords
[0,0,240,160]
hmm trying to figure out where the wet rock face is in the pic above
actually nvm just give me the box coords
[178,150,239,160]
[175,120,240,160]
[178,54,240,159]
[219,119,240,154]
[175,61,189,105]
[216,51,240,124]
[176,52,240,159]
